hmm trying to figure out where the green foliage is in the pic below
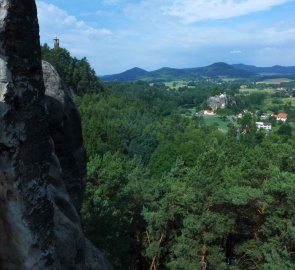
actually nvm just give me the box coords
[83,152,147,269]
[76,81,295,269]
[277,124,293,136]
[236,92,267,111]
[41,44,104,95]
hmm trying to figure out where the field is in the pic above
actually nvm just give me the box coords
[239,88,260,94]
[281,97,295,106]
[181,108,196,117]
[263,97,295,109]
[239,87,283,94]
[202,115,231,133]
[165,81,189,89]
[256,78,294,84]
[221,77,251,82]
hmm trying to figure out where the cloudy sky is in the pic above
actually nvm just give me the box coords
[37,0,295,75]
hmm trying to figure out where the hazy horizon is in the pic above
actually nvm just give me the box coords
[100,62,295,76]
[37,0,295,75]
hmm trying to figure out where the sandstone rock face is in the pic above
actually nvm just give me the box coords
[208,93,234,111]
[43,60,87,214]
[0,1,111,269]
[43,61,112,270]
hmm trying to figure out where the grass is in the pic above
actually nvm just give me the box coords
[202,115,231,133]
[221,77,237,82]
[256,78,294,84]
[281,97,295,106]
[181,108,196,118]
[180,108,232,132]
[165,81,188,90]
[239,88,260,94]
[263,97,295,109]
[262,88,285,93]
[221,77,250,82]
[239,88,282,94]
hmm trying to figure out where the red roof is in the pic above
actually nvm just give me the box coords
[274,113,288,119]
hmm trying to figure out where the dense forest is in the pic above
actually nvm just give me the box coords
[43,47,295,269]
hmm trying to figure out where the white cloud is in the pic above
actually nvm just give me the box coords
[262,26,295,43]
[167,0,289,23]
[37,1,112,38]
[125,0,290,23]
[122,0,295,49]
[230,50,242,54]
[36,0,295,74]
[37,1,116,73]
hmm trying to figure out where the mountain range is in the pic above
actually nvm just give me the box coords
[233,64,295,75]
[101,62,295,82]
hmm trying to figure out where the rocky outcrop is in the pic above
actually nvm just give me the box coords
[0,1,111,269]
[208,93,234,111]
[43,60,87,214]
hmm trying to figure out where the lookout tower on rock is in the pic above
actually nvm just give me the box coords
[54,36,60,49]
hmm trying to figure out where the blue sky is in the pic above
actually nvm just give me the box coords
[37,0,295,75]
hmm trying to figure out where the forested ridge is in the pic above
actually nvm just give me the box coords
[41,44,104,95]
[43,47,295,269]
[101,62,256,82]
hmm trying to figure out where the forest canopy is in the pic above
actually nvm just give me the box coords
[77,87,295,269]
[45,47,295,270]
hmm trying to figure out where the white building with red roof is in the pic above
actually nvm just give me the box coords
[273,113,288,122]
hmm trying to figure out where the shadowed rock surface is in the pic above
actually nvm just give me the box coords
[43,60,87,214]
[0,1,111,269]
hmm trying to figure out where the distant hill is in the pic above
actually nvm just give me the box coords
[102,67,149,81]
[233,64,295,75]
[195,62,256,77]
[101,62,256,82]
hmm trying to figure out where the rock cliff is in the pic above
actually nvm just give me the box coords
[0,1,111,269]
[208,93,234,111]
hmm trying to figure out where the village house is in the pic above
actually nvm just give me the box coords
[256,122,272,131]
[203,109,216,116]
[273,113,288,122]
[260,113,270,120]
[237,110,253,119]
[240,85,248,89]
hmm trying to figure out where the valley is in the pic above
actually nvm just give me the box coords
[1,1,295,270]
[41,45,295,269]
